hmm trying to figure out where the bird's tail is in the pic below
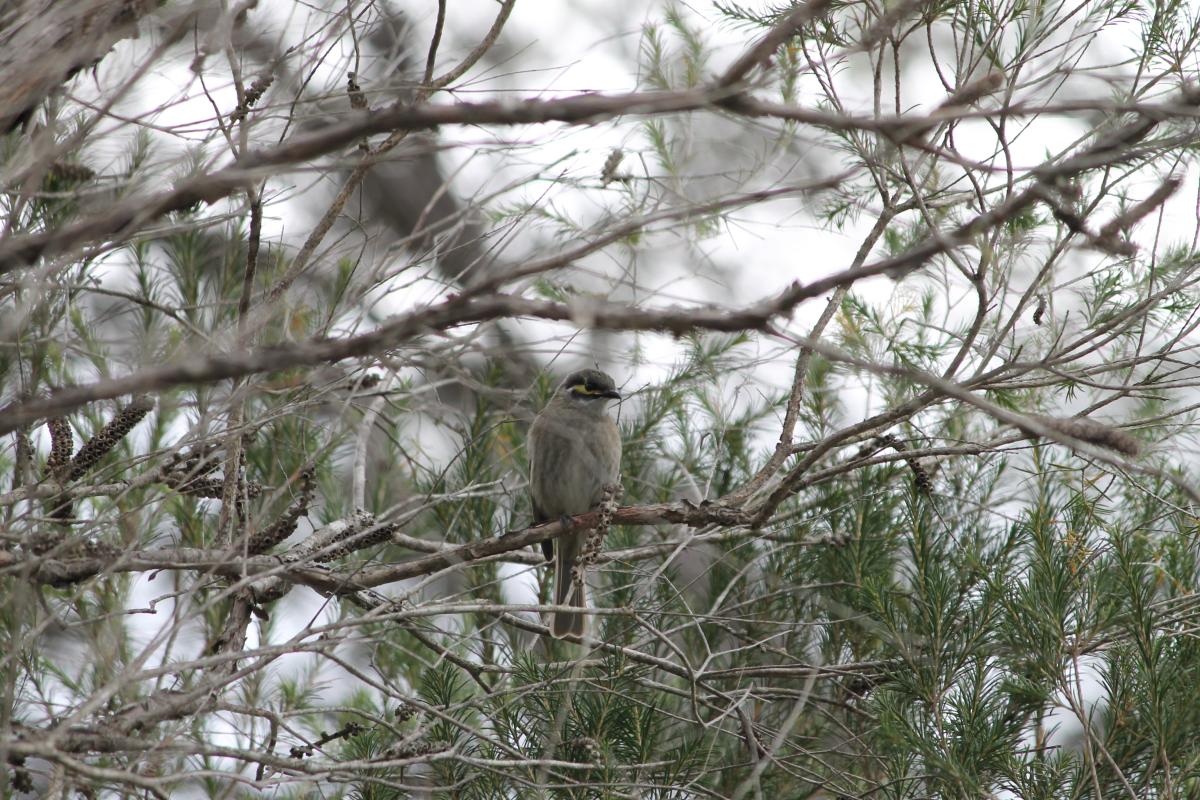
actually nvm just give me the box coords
[551,532,587,639]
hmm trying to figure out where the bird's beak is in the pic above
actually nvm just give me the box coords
[601,389,621,400]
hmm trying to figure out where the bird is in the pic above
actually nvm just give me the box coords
[528,368,622,639]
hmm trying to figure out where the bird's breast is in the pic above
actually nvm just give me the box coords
[529,410,620,518]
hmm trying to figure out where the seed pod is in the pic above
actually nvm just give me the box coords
[1031,415,1141,456]
[247,468,315,554]
[67,396,155,481]
[44,418,74,478]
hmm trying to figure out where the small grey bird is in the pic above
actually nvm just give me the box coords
[528,369,622,639]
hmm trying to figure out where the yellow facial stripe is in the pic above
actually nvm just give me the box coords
[571,383,595,395]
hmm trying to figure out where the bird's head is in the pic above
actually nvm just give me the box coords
[557,369,621,408]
